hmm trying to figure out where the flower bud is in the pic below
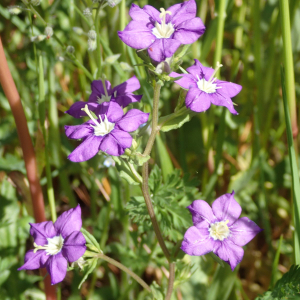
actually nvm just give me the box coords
[88,30,97,40]
[88,39,97,51]
[8,6,22,15]
[66,45,75,54]
[120,62,133,72]
[44,26,53,38]
[83,8,92,17]
[131,139,138,150]
[106,0,121,7]
[31,35,47,42]
[73,27,84,35]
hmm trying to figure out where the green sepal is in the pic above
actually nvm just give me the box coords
[158,107,196,132]
[81,228,102,253]
[207,252,224,267]
[78,258,98,289]
[119,170,140,185]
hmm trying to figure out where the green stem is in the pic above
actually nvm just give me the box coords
[141,82,171,262]
[128,162,143,183]
[165,262,175,300]
[279,0,298,149]
[73,2,92,26]
[38,55,57,222]
[95,3,102,79]
[214,0,226,74]
[67,53,94,81]
[97,253,151,293]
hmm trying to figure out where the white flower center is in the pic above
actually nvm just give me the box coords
[196,62,223,94]
[208,220,230,241]
[33,235,64,255]
[81,104,115,136]
[152,8,174,39]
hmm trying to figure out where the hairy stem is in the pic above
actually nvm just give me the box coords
[165,262,176,300]
[97,253,151,293]
[0,38,57,300]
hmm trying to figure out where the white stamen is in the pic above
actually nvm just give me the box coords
[33,235,64,255]
[81,105,115,136]
[196,62,223,94]
[208,220,230,241]
[152,8,174,39]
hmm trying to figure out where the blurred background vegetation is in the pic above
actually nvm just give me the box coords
[1,0,300,299]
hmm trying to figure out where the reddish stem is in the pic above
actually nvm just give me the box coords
[0,37,57,300]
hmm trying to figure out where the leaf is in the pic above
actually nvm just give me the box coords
[78,258,98,289]
[120,170,140,186]
[80,228,102,253]
[158,107,196,132]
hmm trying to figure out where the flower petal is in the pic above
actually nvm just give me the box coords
[110,129,133,149]
[68,135,102,162]
[89,80,112,103]
[129,3,152,21]
[142,5,161,23]
[65,124,93,140]
[170,72,196,89]
[216,81,242,98]
[173,18,205,44]
[100,134,125,156]
[185,88,212,112]
[95,102,124,123]
[114,95,143,108]
[112,76,141,95]
[212,191,242,226]
[116,109,149,132]
[168,0,197,26]
[210,92,238,115]
[18,250,48,271]
[187,200,216,224]
[118,21,155,49]
[181,226,218,256]
[65,102,99,118]
[46,252,68,285]
[30,221,56,245]
[214,240,244,271]
[62,231,86,263]
[54,205,82,238]
[187,59,215,80]
[148,39,181,62]
[228,217,262,246]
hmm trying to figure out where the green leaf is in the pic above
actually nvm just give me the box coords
[158,107,196,132]
[80,228,102,253]
[119,170,140,186]
[78,258,98,289]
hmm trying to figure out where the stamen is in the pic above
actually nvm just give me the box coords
[81,104,101,128]
[208,61,223,83]
[152,8,174,39]
[33,235,64,255]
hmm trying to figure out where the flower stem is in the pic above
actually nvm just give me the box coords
[165,262,175,300]
[0,37,57,300]
[95,2,103,79]
[97,253,151,293]
[141,81,171,263]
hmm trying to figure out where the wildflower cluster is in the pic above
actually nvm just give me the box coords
[18,0,261,293]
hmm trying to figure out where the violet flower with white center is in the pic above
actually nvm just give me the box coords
[181,191,262,270]
[18,205,86,285]
[118,0,205,62]
[170,59,242,114]
[65,102,149,162]
[66,76,143,118]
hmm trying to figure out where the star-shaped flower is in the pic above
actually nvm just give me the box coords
[66,76,143,118]
[118,0,205,62]
[170,59,242,114]
[18,205,86,285]
[181,191,262,270]
[65,102,149,162]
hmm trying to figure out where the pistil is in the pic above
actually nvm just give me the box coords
[33,235,64,255]
[152,8,174,39]
[209,220,230,241]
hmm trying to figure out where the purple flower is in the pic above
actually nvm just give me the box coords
[170,60,242,114]
[65,102,149,162]
[18,205,86,285]
[66,76,143,118]
[181,191,262,270]
[118,0,205,62]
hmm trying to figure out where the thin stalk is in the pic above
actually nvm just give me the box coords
[128,162,143,183]
[214,0,226,75]
[97,253,151,293]
[38,55,57,222]
[165,262,175,300]
[73,2,92,26]
[120,0,127,58]
[0,38,57,300]
[141,82,170,262]
[95,3,102,79]
[279,0,298,148]
[67,53,94,81]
